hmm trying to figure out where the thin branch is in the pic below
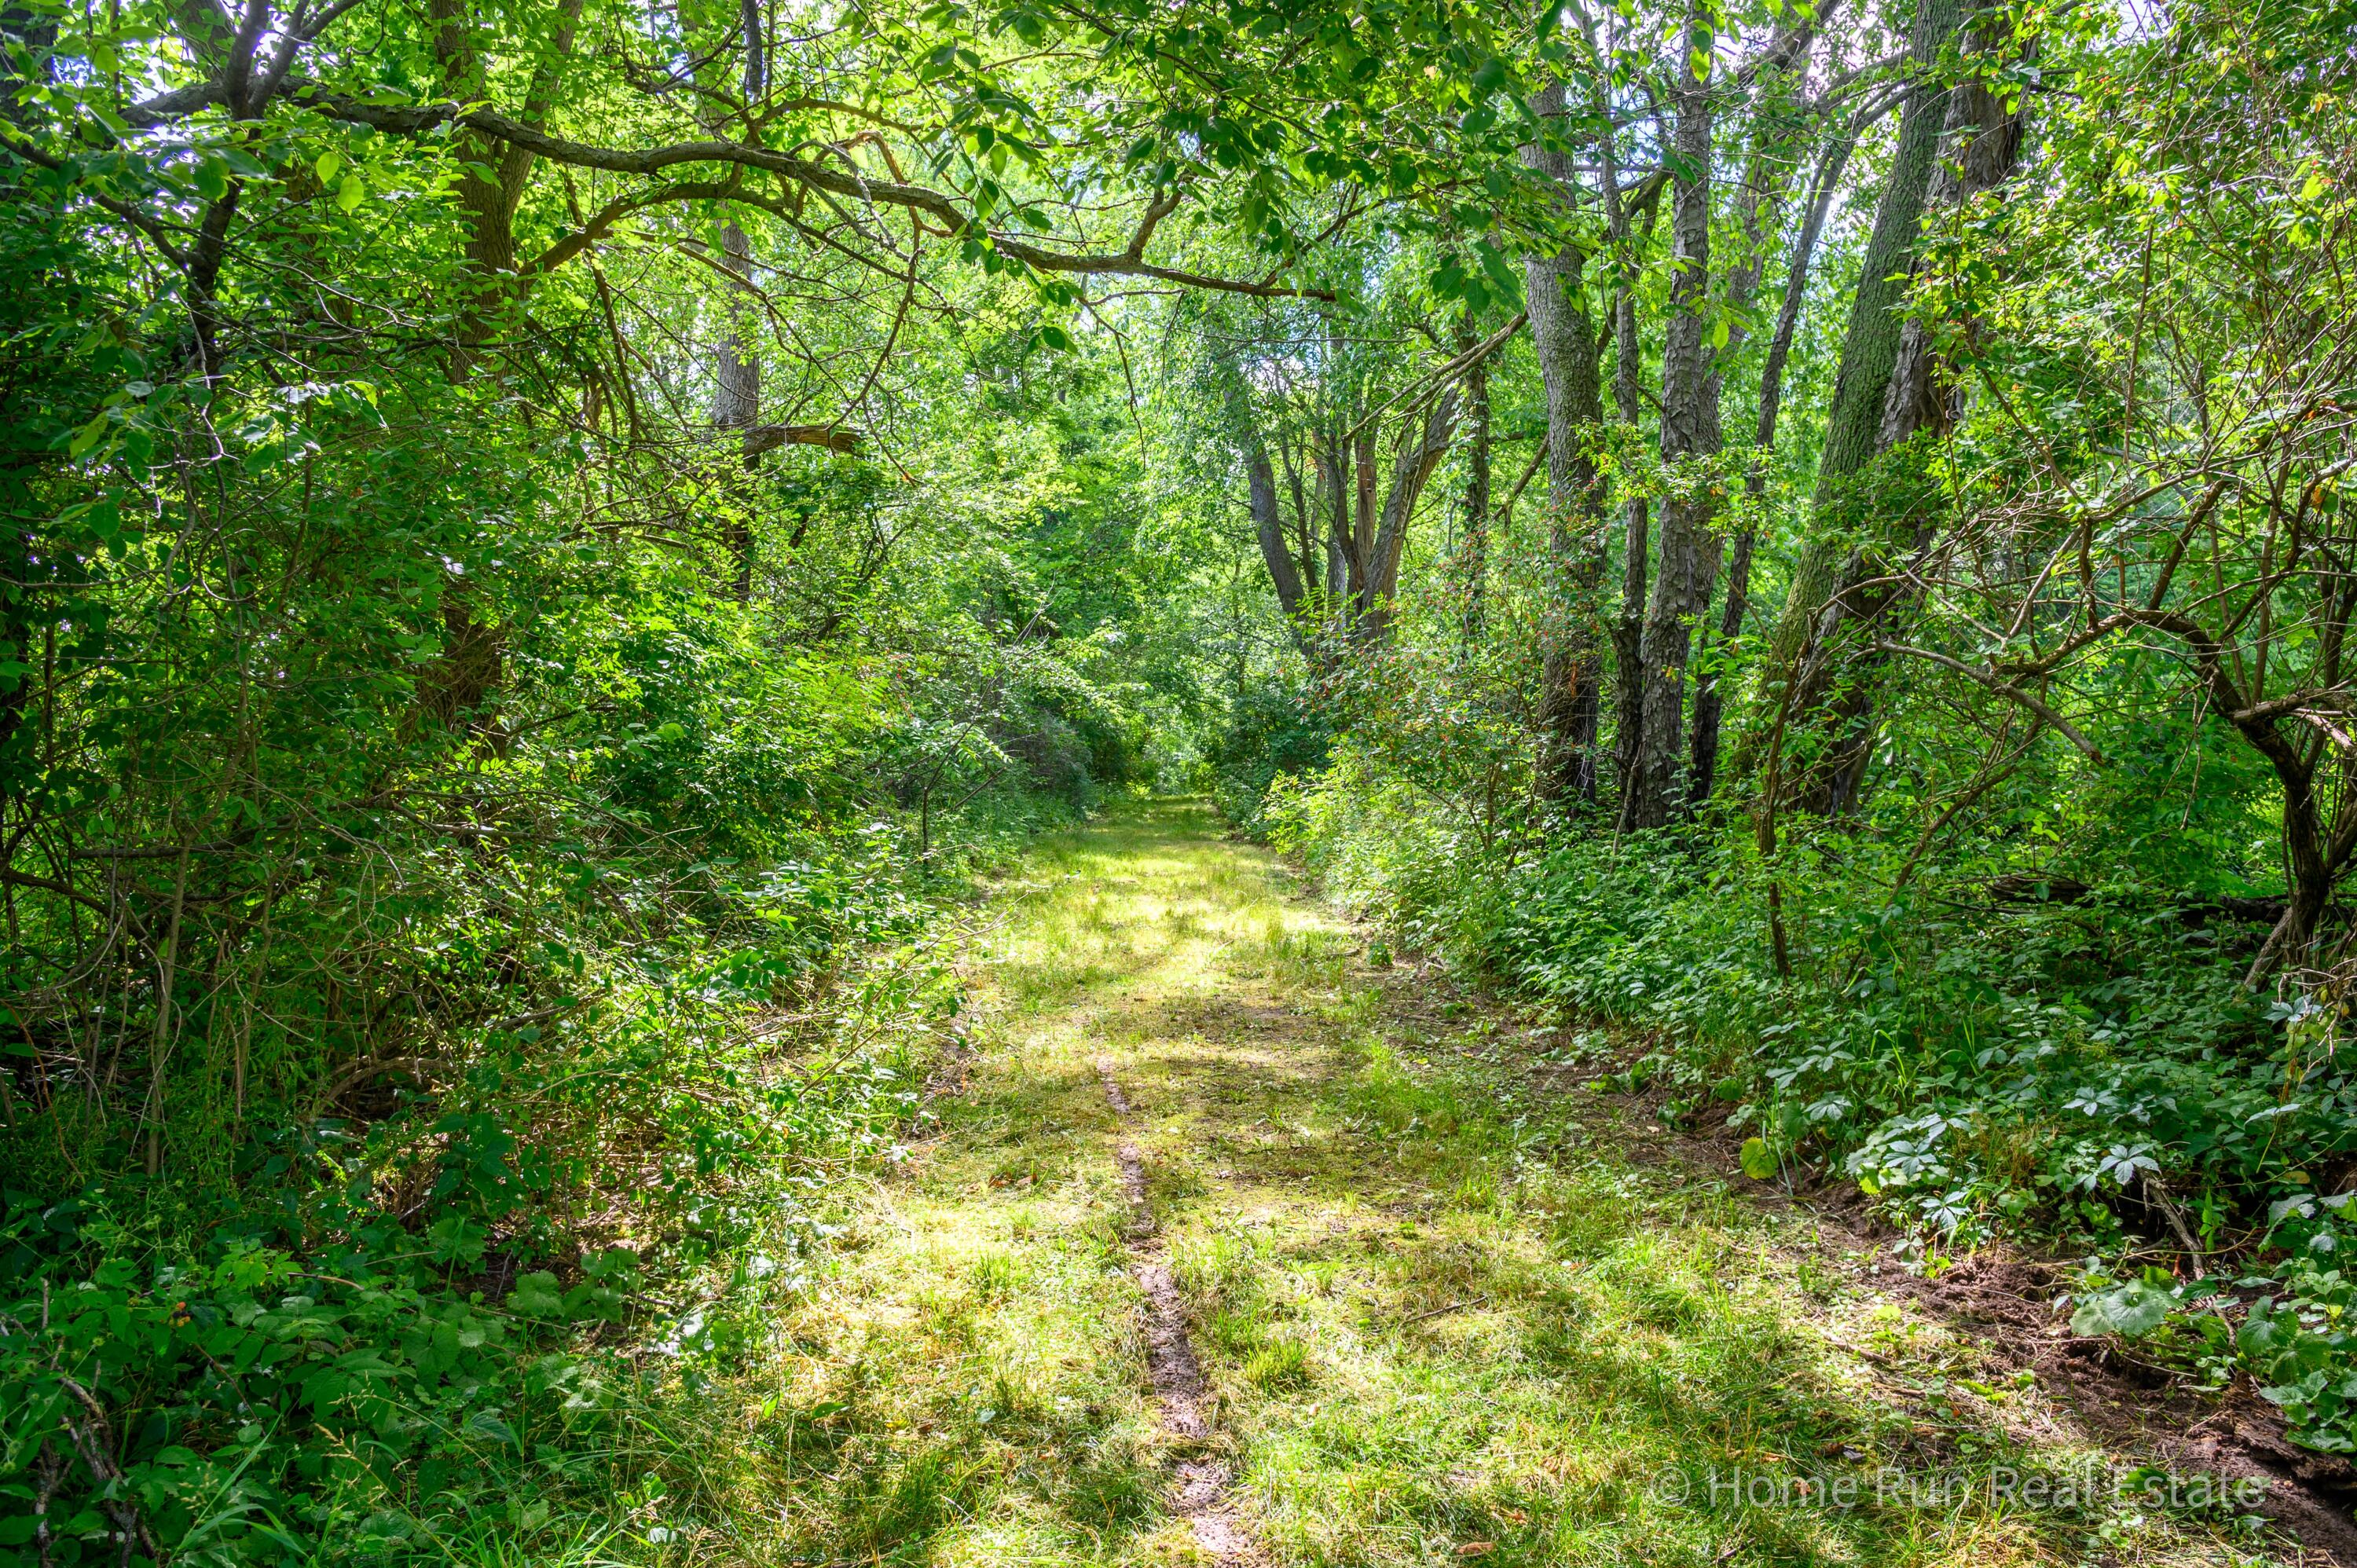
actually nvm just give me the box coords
[1874,641,2107,762]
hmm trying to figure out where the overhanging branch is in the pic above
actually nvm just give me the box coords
[282,86,1330,298]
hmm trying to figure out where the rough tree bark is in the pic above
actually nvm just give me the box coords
[1789,28,2026,812]
[1748,0,1966,801]
[1522,79,1612,804]
[1626,11,1723,831]
[1245,440,1307,630]
[713,216,762,599]
[429,0,585,333]
[1596,85,1651,828]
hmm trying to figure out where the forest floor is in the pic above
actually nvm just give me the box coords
[709,800,2303,1568]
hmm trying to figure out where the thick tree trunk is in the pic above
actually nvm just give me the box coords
[428,0,583,342]
[1719,104,1890,790]
[1523,80,1611,804]
[1246,441,1307,628]
[1596,89,1651,826]
[1791,51,2028,812]
[1626,23,1722,831]
[1749,0,1965,791]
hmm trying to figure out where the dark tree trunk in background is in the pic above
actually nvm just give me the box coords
[1246,440,1307,631]
[1457,313,1493,647]
[1627,18,1723,831]
[1523,80,1611,804]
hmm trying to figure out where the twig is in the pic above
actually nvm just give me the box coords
[2141,1171,2212,1279]
[52,1377,161,1566]
[1406,1294,1487,1324]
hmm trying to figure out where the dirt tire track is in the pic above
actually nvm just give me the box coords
[1098,1058,1257,1563]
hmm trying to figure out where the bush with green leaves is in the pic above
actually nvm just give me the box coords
[1,925,960,1564]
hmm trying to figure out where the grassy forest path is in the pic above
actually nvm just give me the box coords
[741,802,2278,1568]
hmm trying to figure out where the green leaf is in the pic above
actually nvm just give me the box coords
[1739,1138,1777,1181]
[463,1409,519,1445]
[335,173,366,213]
[508,1270,564,1317]
[315,150,343,185]
[2069,1280,2174,1339]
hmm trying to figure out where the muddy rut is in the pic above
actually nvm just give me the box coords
[1099,1058,1255,1563]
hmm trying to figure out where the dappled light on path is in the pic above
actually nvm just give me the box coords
[735,802,2278,1568]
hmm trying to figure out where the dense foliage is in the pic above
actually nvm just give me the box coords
[2,0,2355,1554]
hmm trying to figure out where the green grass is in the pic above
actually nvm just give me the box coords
[651,800,2280,1568]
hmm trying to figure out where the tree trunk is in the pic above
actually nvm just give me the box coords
[1280,441,1319,614]
[1523,79,1611,803]
[1749,0,1965,795]
[1246,440,1307,628]
[713,218,761,599]
[1318,438,1349,644]
[1360,392,1459,643]
[428,0,584,346]
[1627,20,1722,831]
[1791,45,2028,812]
[1597,84,1651,826]
[1718,101,1895,790]
[1688,20,1817,805]
[1457,315,1493,647]
[708,0,767,599]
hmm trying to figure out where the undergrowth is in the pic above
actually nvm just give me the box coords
[1268,743,2357,1454]
[0,795,1078,1566]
